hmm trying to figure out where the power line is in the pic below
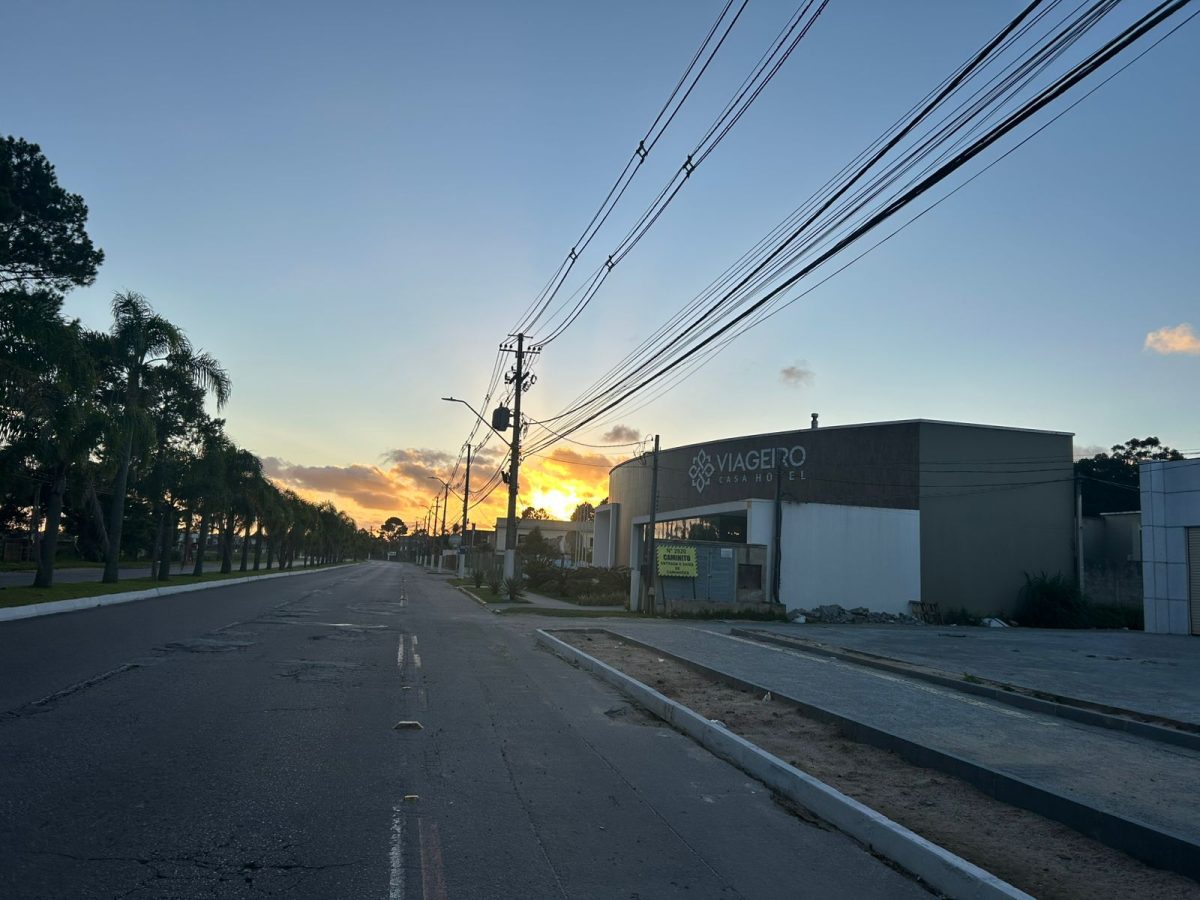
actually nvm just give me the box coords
[523,1,1196,453]
[513,0,750,338]
[534,0,833,346]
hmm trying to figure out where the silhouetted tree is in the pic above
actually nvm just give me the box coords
[1075,437,1184,516]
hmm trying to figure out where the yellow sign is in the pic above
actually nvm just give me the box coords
[656,544,697,578]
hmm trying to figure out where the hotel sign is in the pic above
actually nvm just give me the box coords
[689,444,807,495]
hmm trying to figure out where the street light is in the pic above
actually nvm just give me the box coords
[441,397,508,436]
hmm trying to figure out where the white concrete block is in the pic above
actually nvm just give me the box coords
[1157,598,1173,634]
[1146,526,1165,564]
[1165,527,1187,565]
[1168,600,1190,636]
[1149,464,1165,494]
[1140,526,1156,566]
[1142,560,1156,605]
[1151,499,1166,528]
[1155,563,1169,597]
[1163,460,1200,493]
[1167,563,1189,601]
[1164,491,1200,528]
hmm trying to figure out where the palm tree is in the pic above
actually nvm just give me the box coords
[99,291,230,583]
[190,429,232,577]
[218,446,261,574]
[1,303,105,587]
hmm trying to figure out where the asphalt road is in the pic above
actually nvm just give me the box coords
[0,562,928,899]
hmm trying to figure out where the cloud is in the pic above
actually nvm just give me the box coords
[1072,444,1108,461]
[1145,323,1200,356]
[601,424,641,444]
[262,440,629,532]
[779,362,814,387]
[262,457,401,511]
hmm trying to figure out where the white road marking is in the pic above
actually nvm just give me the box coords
[413,652,422,669]
[411,635,418,648]
[389,805,405,900]
[396,637,405,669]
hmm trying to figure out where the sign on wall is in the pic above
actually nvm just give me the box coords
[657,544,698,577]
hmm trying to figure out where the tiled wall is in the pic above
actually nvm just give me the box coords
[1141,460,1200,634]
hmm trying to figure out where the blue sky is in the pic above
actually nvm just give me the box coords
[6,0,1198,524]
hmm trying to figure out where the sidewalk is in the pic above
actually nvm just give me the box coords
[457,583,589,612]
[745,623,1200,726]
[601,622,1200,867]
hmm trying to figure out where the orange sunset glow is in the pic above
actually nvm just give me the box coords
[262,446,628,533]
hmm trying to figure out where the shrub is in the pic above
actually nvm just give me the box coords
[504,577,526,603]
[517,527,561,589]
[1085,603,1142,630]
[487,568,502,597]
[472,567,484,589]
[1015,571,1088,628]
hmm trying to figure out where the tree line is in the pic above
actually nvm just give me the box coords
[1,136,370,587]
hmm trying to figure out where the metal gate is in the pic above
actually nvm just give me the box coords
[1188,527,1200,636]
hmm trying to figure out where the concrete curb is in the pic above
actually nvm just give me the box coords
[732,628,1200,752]
[0,564,355,624]
[613,628,1200,883]
[456,585,500,614]
[536,627,1031,900]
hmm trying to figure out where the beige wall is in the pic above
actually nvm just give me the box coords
[917,422,1074,616]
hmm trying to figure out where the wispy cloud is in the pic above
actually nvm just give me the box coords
[601,424,641,444]
[262,457,402,511]
[779,362,814,388]
[1145,323,1200,356]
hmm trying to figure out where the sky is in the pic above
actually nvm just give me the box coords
[5,0,1198,530]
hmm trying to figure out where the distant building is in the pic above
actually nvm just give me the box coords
[1140,459,1200,635]
[494,517,594,564]
[598,418,1075,617]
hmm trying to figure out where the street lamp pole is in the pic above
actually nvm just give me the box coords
[427,476,451,571]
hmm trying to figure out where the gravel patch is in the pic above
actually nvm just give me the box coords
[562,631,1200,900]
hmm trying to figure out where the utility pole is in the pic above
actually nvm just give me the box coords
[462,444,471,546]
[1075,473,1084,594]
[645,434,660,615]
[501,333,539,578]
[432,496,440,567]
[439,480,448,549]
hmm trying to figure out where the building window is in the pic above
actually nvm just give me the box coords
[652,511,747,544]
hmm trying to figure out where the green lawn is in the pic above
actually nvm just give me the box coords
[0,564,345,610]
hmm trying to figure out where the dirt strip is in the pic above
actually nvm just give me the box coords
[561,631,1200,900]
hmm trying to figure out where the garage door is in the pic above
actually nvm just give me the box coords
[1189,527,1200,636]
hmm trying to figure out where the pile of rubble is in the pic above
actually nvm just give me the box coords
[788,604,922,625]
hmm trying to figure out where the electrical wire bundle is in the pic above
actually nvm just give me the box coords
[520,0,1197,459]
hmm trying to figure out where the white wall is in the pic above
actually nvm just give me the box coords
[1141,460,1200,635]
[779,503,920,615]
[593,505,617,568]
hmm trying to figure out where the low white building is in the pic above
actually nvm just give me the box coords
[1140,459,1200,635]
[601,419,1076,617]
[493,517,594,564]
